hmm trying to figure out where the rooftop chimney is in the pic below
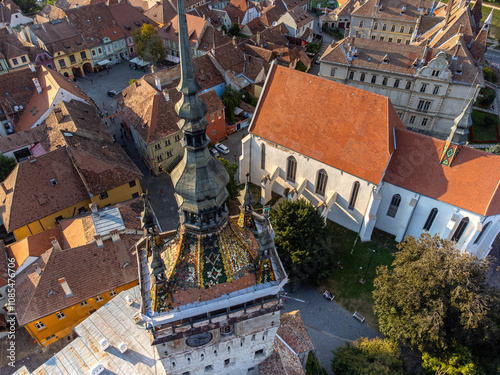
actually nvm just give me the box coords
[52,238,62,252]
[28,63,35,72]
[33,78,42,94]
[155,76,161,92]
[54,107,63,123]
[1,182,7,194]
[256,32,261,46]
[232,36,237,47]
[94,234,103,247]
[36,265,42,276]
[110,229,120,243]
[58,277,73,297]
[90,202,98,213]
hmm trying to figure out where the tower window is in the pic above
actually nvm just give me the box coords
[349,71,354,80]
[420,83,427,93]
[374,22,379,30]
[394,79,400,88]
[474,221,491,244]
[260,143,266,170]
[451,217,469,242]
[391,24,395,32]
[371,75,377,84]
[382,77,388,86]
[348,181,360,210]
[360,73,365,82]
[386,194,401,217]
[433,86,440,95]
[400,26,405,33]
[382,23,387,31]
[405,81,411,90]
[423,208,438,231]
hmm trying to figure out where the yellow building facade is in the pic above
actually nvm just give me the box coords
[25,280,138,346]
[52,48,94,79]
[13,179,142,241]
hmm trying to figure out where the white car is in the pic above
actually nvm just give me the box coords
[214,143,230,154]
[210,148,219,157]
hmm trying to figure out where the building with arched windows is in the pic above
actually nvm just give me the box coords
[240,63,500,259]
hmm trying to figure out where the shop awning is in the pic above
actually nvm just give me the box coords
[97,59,111,66]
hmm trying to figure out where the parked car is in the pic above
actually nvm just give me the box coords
[210,148,220,157]
[107,89,118,97]
[214,143,230,154]
[315,58,321,65]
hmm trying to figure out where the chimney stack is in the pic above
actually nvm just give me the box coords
[155,76,162,92]
[90,203,98,213]
[28,63,35,72]
[52,238,62,252]
[54,107,63,123]
[256,32,261,46]
[110,229,121,243]
[1,182,7,194]
[58,277,73,297]
[33,78,42,94]
[94,234,103,247]
[232,36,237,47]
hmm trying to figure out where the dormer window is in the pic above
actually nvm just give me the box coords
[50,179,57,185]
[455,64,463,75]
[382,54,389,63]
[400,6,406,14]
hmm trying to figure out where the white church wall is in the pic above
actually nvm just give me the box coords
[245,135,376,233]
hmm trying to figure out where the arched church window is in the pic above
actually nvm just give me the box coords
[423,208,438,231]
[286,156,297,183]
[473,221,490,245]
[386,194,401,217]
[260,143,266,170]
[451,217,469,242]
[315,170,328,196]
[348,181,360,210]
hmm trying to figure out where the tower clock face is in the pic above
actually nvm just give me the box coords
[186,331,213,347]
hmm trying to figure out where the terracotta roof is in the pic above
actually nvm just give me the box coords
[0,66,39,122]
[282,7,313,29]
[0,147,90,232]
[199,89,224,114]
[42,100,112,151]
[144,1,177,25]
[54,0,91,10]
[259,337,306,375]
[384,128,500,216]
[261,0,287,26]
[470,27,488,66]
[197,25,232,52]
[15,233,140,326]
[250,25,289,46]
[212,38,246,74]
[223,0,246,25]
[321,37,482,85]
[6,226,62,270]
[250,64,404,184]
[278,310,313,354]
[64,132,142,196]
[0,27,29,60]
[282,0,306,10]
[244,17,267,35]
[352,0,436,21]
[0,125,46,154]
[160,13,207,46]
[245,43,275,62]
[28,18,87,56]
[65,3,125,48]
[38,3,68,20]
[127,0,151,13]
[15,67,90,132]
[416,15,444,36]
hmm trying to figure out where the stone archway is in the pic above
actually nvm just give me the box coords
[72,66,83,78]
[82,62,93,73]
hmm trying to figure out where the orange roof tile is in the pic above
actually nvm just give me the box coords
[384,128,500,216]
[250,64,404,184]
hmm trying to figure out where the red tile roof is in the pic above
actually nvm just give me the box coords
[109,2,157,38]
[384,128,500,216]
[15,233,140,326]
[0,243,8,288]
[0,147,90,232]
[278,310,313,355]
[250,64,404,184]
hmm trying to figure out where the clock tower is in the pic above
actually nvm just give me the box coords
[135,0,288,373]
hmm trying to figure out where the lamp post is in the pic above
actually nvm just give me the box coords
[360,248,376,284]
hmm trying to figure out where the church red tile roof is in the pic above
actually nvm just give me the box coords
[384,128,500,216]
[250,64,404,184]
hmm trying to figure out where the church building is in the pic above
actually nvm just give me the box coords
[240,63,500,259]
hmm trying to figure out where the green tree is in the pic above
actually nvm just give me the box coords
[306,42,319,54]
[0,155,16,182]
[221,86,242,123]
[129,78,138,85]
[373,233,500,356]
[331,337,404,375]
[295,60,307,72]
[219,158,239,199]
[485,144,500,154]
[13,0,39,13]
[483,67,498,83]
[422,346,480,375]
[228,23,241,37]
[132,24,165,64]
[272,199,333,285]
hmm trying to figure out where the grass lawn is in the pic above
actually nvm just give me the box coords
[320,221,398,329]
[470,110,500,142]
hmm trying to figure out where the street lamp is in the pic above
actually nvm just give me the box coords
[360,248,376,284]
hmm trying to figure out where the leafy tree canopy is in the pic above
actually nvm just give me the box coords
[422,346,480,375]
[306,42,319,54]
[483,67,498,84]
[13,0,39,14]
[485,144,500,154]
[331,337,404,375]
[0,155,16,182]
[373,234,500,356]
[295,60,307,72]
[228,23,241,37]
[272,199,333,285]
[219,158,239,199]
[132,24,165,63]
[221,86,242,123]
